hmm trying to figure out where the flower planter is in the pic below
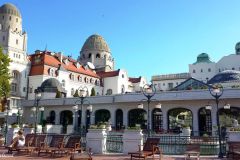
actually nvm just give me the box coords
[228,131,240,142]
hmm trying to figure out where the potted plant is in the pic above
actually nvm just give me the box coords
[202,133,210,142]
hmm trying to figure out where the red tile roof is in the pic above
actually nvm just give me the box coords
[129,77,141,83]
[97,69,120,78]
[29,51,99,78]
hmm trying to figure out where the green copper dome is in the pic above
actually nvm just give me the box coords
[235,42,240,55]
[81,34,110,53]
[194,53,212,64]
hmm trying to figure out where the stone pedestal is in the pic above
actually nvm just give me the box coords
[23,128,34,135]
[86,129,107,154]
[123,130,143,154]
[228,131,240,142]
[6,127,20,145]
[45,125,62,134]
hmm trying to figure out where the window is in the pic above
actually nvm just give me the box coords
[29,87,33,93]
[163,83,165,86]
[201,69,203,73]
[78,76,82,82]
[49,68,54,76]
[84,77,88,83]
[2,16,4,20]
[16,39,18,45]
[23,87,26,92]
[71,88,74,96]
[70,73,74,80]
[88,53,92,58]
[12,71,18,79]
[121,85,125,94]
[11,83,17,92]
[106,89,112,95]
[168,83,173,90]
[219,68,221,72]
[96,53,100,58]
[62,80,65,88]
[122,74,124,78]
[193,70,196,73]
[16,18,18,22]
[95,80,98,85]
[176,82,178,85]
[232,67,235,70]
[9,16,11,21]
[2,36,5,41]
[208,68,211,72]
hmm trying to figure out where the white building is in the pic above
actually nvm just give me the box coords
[153,43,240,91]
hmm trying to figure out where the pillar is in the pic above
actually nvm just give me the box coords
[192,108,199,136]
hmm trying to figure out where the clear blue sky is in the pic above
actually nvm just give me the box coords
[2,0,240,81]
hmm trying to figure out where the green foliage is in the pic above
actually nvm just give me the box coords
[55,90,61,98]
[90,87,96,96]
[73,90,79,97]
[0,47,11,111]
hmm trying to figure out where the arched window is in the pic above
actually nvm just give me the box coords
[16,39,18,45]
[62,80,65,88]
[16,18,18,22]
[71,88,74,95]
[121,85,125,94]
[78,75,82,82]
[95,80,98,85]
[193,69,196,73]
[84,77,88,83]
[49,68,54,76]
[88,53,92,58]
[70,73,74,80]
[9,16,11,20]
[96,53,100,58]
[106,89,112,95]
[201,69,203,73]
[208,68,211,72]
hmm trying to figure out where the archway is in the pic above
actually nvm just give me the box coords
[49,110,56,124]
[219,107,240,127]
[115,109,123,130]
[168,108,193,133]
[128,109,147,129]
[198,107,212,136]
[60,110,73,125]
[95,109,111,124]
[152,108,163,133]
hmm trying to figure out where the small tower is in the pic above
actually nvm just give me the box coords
[235,42,240,55]
[79,34,114,72]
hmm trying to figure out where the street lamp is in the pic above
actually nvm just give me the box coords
[4,99,10,145]
[32,87,44,134]
[74,86,92,135]
[140,84,158,137]
[208,85,225,158]
[17,107,23,127]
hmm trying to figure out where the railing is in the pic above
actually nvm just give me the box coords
[106,132,123,153]
[146,134,227,155]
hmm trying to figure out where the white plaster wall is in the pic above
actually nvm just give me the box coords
[217,54,240,72]
[103,76,119,95]
[152,78,187,91]
[189,62,216,82]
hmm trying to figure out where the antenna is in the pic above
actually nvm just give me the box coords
[44,44,48,51]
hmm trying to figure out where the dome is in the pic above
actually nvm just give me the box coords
[194,53,212,64]
[0,3,21,18]
[40,78,64,92]
[207,70,240,84]
[81,34,110,53]
[235,42,240,55]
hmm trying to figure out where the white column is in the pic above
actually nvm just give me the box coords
[109,109,115,127]
[55,110,60,124]
[86,129,107,154]
[192,108,199,136]
[123,109,128,128]
[161,108,168,131]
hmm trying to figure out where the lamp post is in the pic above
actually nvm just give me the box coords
[73,86,92,135]
[208,86,224,158]
[32,87,44,134]
[17,107,23,127]
[4,99,10,145]
[140,84,158,137]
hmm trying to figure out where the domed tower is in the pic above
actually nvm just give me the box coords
[0,3,29,111]
[0,3,27,59]
[79,34,114,72]
[0,3,22,32]
[235,42,240,55]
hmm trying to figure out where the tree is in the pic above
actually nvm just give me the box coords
[73,90,79,97]
[90,87,96,96]
[0,47,11,112]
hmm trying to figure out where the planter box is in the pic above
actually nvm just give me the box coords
[228,131,240,142]
[123,129,143,154]
[86,129,107,154]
